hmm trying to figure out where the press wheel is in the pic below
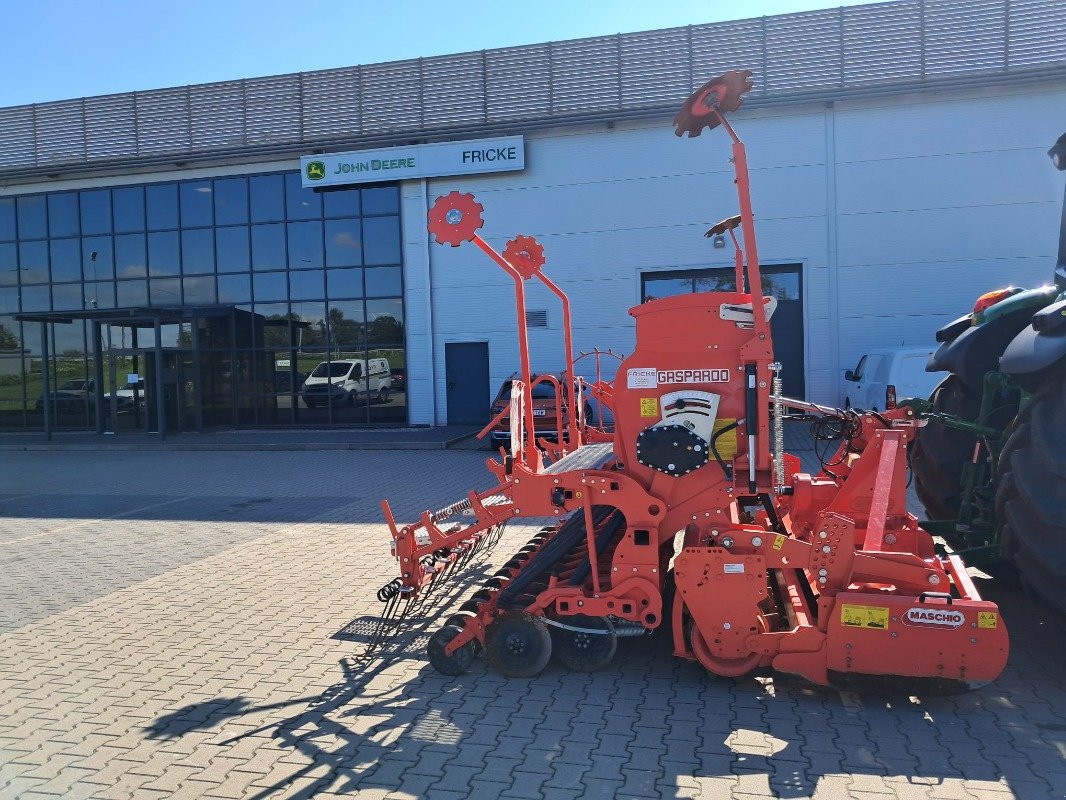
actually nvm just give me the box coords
[689,617,766,679]
[427,624,476,676]
[551,615,617,673]
[485,611,552,678]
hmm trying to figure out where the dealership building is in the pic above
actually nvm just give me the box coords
[1,0,1064,434]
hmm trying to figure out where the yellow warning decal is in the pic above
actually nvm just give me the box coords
[772,534,786,551]
[640,398,659,417]
[712,418,738,460]
[840,604,889,630]
[978,612,998,629]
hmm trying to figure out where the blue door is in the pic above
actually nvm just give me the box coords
[445,342,489,424]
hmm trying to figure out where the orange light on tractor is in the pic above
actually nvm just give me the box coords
[973,288,1016,315]
[886,384,897,409]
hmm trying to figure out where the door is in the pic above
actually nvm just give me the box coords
[445,342,489,425]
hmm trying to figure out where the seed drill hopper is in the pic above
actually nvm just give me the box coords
[377,71,1009,689]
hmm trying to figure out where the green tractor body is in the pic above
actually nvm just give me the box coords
[908,132,1066,612]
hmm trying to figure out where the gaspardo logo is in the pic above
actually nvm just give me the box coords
[306,161,326,181]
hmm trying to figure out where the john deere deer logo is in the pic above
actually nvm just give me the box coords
[306,161,326,181]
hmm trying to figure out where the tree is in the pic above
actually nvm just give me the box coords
[368,314,403,346]
[0,324,18,351]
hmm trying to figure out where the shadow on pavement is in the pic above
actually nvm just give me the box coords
[142,566,1066,799]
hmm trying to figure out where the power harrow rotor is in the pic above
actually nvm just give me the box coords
[372,71,1009,691]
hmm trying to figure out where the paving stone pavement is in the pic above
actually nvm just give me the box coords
[1,448,1064,799]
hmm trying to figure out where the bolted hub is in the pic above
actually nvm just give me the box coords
[636,424,710,477]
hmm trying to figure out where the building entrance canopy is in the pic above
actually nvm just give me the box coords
[14,305,295,441]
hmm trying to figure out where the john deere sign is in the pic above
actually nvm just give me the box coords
[301,136,524,188]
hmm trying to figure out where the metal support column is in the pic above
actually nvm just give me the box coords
[191,316,204,431]
[40,321,51,442]
[154,316,166,441]
[92,321,105,434]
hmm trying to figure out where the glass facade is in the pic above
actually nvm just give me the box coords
[0,172,406,430]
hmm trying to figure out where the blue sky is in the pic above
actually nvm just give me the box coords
[1,0,877,107]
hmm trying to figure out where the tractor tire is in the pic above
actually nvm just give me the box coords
[996,363,1066,615]
[911,375,981,520]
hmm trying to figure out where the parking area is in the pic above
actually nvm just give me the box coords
[1,447,1064,799]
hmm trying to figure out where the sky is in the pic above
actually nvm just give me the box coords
[0,0,878,108]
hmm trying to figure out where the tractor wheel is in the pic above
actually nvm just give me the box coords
[911,375,981,520]
[485,611,552,678]
[427,624,476,676]
[995,363,1066,615]
[550,615,617,673]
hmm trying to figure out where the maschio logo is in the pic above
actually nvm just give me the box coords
[305,161,326,181]
[904,607,965,628]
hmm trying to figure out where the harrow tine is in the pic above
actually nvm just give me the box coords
[360,586,415,661]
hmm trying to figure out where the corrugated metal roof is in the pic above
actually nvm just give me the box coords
[1,0,1064,184]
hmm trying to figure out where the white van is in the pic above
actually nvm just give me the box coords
[842,348,946,411]
[301,358,392,408]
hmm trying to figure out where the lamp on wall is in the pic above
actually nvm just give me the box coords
[712,234,726,249]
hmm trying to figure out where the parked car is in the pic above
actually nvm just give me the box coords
[390,368,406,393]
[301,358,392,408]
[842,347,946,410]
[36,378,94,414]
[488,373,592,449]
[37,378,141,414]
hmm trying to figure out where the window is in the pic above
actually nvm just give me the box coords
[48,194,80,238]
[253,272,287,303]
[323,188,360,218]
[146,184,179,231]
[18,242,49,284]
[365,267,401,297]
[0,198,15,241]
[180,181,213,228]
[17,196,47,239]
[288,221,323,269]
[325,219,361,267]
[327,268,362,298]
[218,274,251,304]
[147,231,180,276]
[214,178,248,225]
[82,238,114,280]
[113,187,146,233]
[362,186,399,215]
[250,175,284,223]
[49,239,81,282]
[251,224,286,271]
[289,269,324,301]
[78,190,111,236]
[4,173,404,430]
[115,234,147,278]
[181,229,214,274]
[362,217,400,265]
[216,226,250,272]
[285,172,321,220]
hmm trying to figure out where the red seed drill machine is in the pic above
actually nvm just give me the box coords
[376,71,1008,690]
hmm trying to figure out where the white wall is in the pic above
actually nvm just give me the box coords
[408,79,1065,423]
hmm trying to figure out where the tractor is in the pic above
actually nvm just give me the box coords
[910,131,1066,614]
[372,71,1009,691]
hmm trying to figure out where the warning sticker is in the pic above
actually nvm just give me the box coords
[712,418,738,460]
[840,604,889,630]
[978,612,998,630]
[627,368,658,389]
[772,534,786,551]
[723,563,745,574]
[640,398,659,417]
